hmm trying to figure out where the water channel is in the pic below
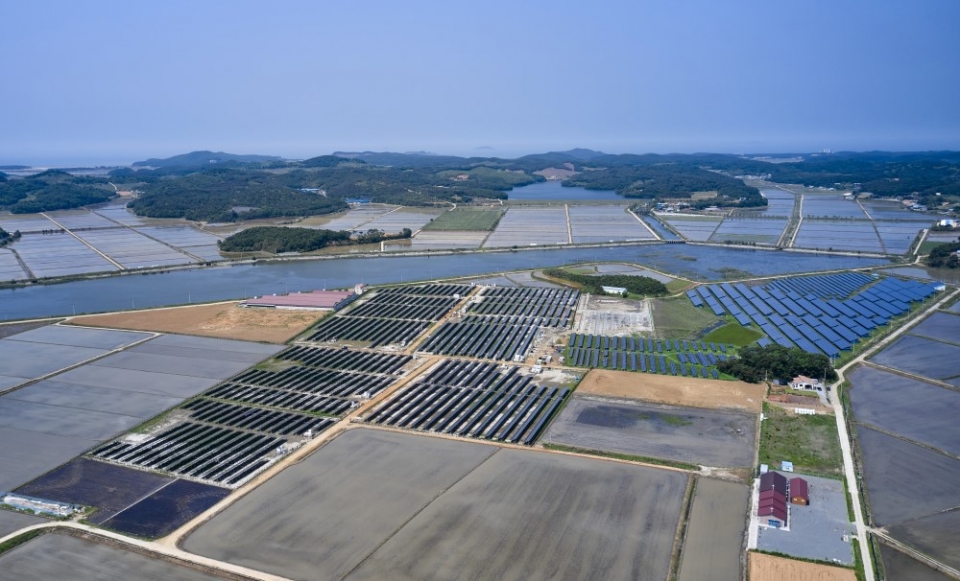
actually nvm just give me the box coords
[0,244,891,320]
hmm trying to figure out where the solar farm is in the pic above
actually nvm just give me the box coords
[420,286,578,360]
[303,284,468,347]
[90,345,414,487]
[685,273,940,357]
[365,360,570,445]
[565,334,731,378]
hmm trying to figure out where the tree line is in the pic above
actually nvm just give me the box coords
[926,241,960,268]
[217,226,412,254]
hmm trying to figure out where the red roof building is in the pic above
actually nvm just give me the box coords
[790,477,809,505]
[760,471,788,497]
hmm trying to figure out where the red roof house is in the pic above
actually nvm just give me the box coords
[790,477,809,505]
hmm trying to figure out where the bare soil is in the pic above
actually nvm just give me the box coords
[576,369,765,413]
[749,552,856,581]
[70,303,324,343]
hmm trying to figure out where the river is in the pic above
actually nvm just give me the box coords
[0,244,891,321]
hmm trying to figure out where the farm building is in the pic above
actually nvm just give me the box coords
[790,477,809,505]
[758,471,790,528]
[240,289,357,311]
[760,470,788,496]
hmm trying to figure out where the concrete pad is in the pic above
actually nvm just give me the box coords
[7,380,181,419]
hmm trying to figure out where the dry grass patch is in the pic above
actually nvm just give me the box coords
[749,552,856,581]
[70,302,324,343]
[576,368,765,413]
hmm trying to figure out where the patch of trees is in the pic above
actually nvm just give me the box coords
[127,168,348,222]
[717,344,837,384]
[218,226,412,253]
[0,226,21,247]
[563,163,766,208]
[926,241,960,268]
[0,171,115,213]
[543,268,668,296]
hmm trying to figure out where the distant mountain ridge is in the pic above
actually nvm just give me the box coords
[132,151,283,168]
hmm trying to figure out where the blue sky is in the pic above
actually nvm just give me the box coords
[2,0,959,165]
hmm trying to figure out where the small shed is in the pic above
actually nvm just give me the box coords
[790,477,809,505]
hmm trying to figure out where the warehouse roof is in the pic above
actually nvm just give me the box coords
[760,471,788,496]
[240,289,355,310]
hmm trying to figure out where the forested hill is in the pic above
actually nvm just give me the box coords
[0,170,115,213]
[132,151,284,168]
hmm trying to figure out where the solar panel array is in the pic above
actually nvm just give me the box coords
[565,334,728,378]
[303,284,469,347]
[687,274,940,357]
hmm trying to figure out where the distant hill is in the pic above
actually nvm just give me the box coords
[132,151,283,168]
[332,151,477,167]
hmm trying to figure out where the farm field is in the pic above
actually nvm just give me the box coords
[794,220,883,252]
[575,368,765,413]
[848,366,960,455]
[856,426,960,526]
[677,478,749,581]
[0,212,58,233]
[651,295,722,338]
[568,205,654,243]
[71,302,324,343]
[887,509,960,571]
[758,403,841,477]
[869,334,960,380]
[710,217,787,244]
[185,428,687,581]
[0,533,225,581]
[73,229,193,269]
[0,509,45,538]
[748,551,856,581]
[879,544,955,581]
[754,188,795,217]
[542,396,756,467]
[362,208,440,232]
[183,428,497,580]
[483,207,568,247]
[660,214,722,241]
[908,311,960,344]
[422,208,503,231]
[0,332,280,490]
[386,229,487,250]
[801,194,866,219]
[0,249,26,280]
[593,263,675,282]
[8,232,118,278]
[345,446,686,581]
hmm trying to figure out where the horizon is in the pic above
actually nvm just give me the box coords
[5,146,960,169]
[2,1,958,167]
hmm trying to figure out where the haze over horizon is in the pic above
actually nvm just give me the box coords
[2,0,959,166]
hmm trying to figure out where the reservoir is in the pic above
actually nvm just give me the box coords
[0,244,889,320]
[507,181,624,202]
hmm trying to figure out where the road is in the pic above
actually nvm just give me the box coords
[829,286,960,581]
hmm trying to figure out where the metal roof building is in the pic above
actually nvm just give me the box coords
[790,477,809,505]
[760,470,788,497]
[240,289,356,311]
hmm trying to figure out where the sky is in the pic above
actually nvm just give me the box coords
[2,0,959,165]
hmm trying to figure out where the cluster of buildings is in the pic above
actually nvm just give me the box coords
[757,470,809,529]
